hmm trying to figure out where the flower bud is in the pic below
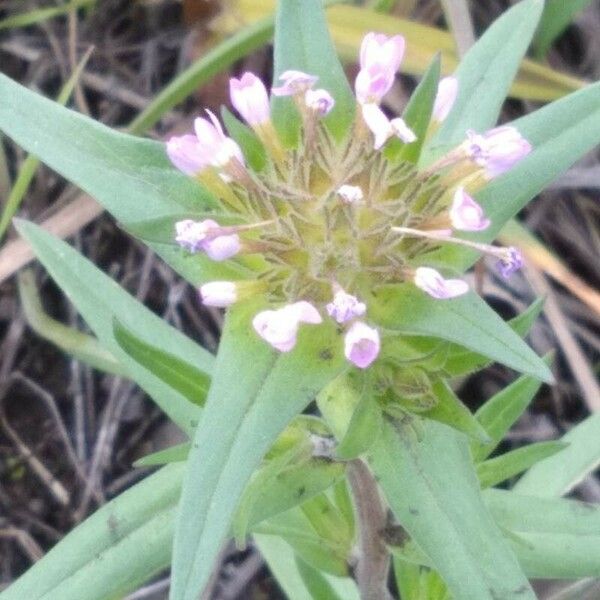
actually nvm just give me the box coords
[253,301,322,352]
[175,219,240,261]
[432,76,458,123]
[199,281,237,307]
[362,104,416,149]
[326,289,366,324]
[496,247,524,279]
[465,126,532,179]
[229,72,271,126]
[271,70,318,96]
[337,185,364,204]
[344,321,380,369]
[449,187,490,232]
[413,267,469,299]
[166,135,208,176]
[305,88,335,116]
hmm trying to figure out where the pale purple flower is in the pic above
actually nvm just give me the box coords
[355,65,396,105]
[166,135,208,176]
[305,88,335,116]
[337,184,364,204]
[449,187,490,232]
[326,289,366,324]
[344,322,380,369]
[175,219,240,260]
[271,70,318,96]
[229,72,271,126]
[199,281,237,307]
[496,247,524,279]
[465,126,532,178]
[253,301,322,352]
[362,103,416,150]
[194,110,244,168]
[413,267,469,299]
[432,76,458,123]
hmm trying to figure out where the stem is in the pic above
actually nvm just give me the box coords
[347,459,393,600]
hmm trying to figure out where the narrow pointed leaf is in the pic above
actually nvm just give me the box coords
[272,0,355,145]
[221,107,267,172]
[134,443,191,467]
[370,285,553,382]
[335,392,383,460]
[170,304,345,599]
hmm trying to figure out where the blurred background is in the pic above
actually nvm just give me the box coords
[0,0,599,597]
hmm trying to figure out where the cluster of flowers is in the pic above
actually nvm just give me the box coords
[166,32,531,369]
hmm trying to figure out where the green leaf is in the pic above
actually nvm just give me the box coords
[335,390,383,460]
[533,0,595,59]
[300,493,353,550]
[170,302,346,600]
[15,221,210,433]
[425,0,544,160]
[368,418,535,599]
[113,318,210,407]
[0,0,94,31]
[394,54,440,164]
[221,107,267,172]
[435,81,600,272]
[485,489,600,578]
[393,557,449,600]
[477,441,567,489]
[515,410,600,498]
[472,360,549,462]
[443,297,545,377]
[0,463,184,600]
[133,442,190,467]
[418,380,490,442]
[272,0,355,145]
[369,285,553,382]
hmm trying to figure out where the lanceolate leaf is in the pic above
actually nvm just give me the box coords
[170,303,346,600]
[368,419,535,599]
[272,0,355,145]
[15,221,210,433]
[369,285,553,382]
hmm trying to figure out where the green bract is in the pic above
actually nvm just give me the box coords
[0,1,599,600]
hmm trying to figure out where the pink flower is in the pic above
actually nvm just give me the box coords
[253,301,322,352]
[344,322,380,369]
[229,72,271,126]
[271,70,318,96]
[432,76,458,123]
[449,187,490,232]
[465,126,532,178]
[337,184,363,204]
[355,33,405,104]
[326,289,366,324]
[175,219,240,261]
[361,104,416,150]
[166,135,208,176]
[413,267,469,299]
[496,247,524,279]
[194,110,244,169]
[305,88,335,116]
[199,282,237,307]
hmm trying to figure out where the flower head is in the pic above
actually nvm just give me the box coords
[432,76,458,123]
[465,126,532,178]
[200,282,237,307]
[230,72,271,126]
[344,322,380,369]
[272,70,318,96]
[175,219,240,261]
[305,88,335,116]
[253,301,322,352]
[194,110,244,169]
[449,187,490,232]
[413,267,469,299]
[166,135,207,176]
[496,247,524,279]
[326,289,366,324]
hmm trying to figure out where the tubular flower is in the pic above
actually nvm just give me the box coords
[413,267,469,300]
[229,72,271,126]
[166,31,528,367]
[344,322,380,369]
[449,187,490,232]
[432,76,458,123]
[464,126,532,178]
